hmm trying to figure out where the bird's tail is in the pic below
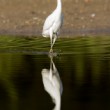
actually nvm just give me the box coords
[42,34,48,37]
[42,30,50,38]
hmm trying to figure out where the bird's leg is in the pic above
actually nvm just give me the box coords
[50,47,53,53]
[50,34,57,53]
[52,33,57,48]
[49,58,53,81]
[49,29,53,53]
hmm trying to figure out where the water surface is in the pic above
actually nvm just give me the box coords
[0,36,110,110]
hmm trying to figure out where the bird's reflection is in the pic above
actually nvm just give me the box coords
[41,56,63,110]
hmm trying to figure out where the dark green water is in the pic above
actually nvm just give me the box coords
[0,36,110,110]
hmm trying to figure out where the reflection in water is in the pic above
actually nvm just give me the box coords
[1,36,110,110]
[41,56,63,110]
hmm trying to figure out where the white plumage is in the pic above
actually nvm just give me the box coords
[41,57,63,110]
[42,0,63,52]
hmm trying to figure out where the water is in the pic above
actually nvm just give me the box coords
[0,36,110,110]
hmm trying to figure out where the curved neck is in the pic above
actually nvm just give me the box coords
[57,0,62,11]
[57,0,61,6]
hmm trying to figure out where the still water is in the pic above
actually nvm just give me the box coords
[0,36,110,110]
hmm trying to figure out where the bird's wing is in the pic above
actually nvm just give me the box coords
[56,13,64,35]
[43,13,55,31]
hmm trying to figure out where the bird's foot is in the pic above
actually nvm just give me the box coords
[49,48,53,53]
[48,49,57,57]
[49,49,54,57]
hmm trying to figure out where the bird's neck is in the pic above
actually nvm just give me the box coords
[56,0,62,12]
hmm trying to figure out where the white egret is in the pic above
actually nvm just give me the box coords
[42,0,63,52]
[41,57,63,110]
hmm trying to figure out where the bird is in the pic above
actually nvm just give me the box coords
[41,56,63,110]
[42,0,63,53]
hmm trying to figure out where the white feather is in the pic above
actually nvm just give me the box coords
[42,0,63,51]
[41,57,63,110]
